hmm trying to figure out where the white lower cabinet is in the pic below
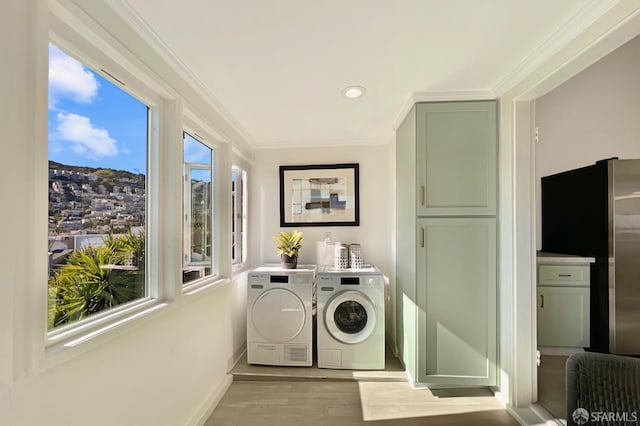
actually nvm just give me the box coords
[537,286,590,347]
[417,218,497,386]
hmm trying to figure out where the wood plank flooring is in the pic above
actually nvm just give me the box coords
[205,381,520,426]
[206,346,519,425]
[537,354,568,421]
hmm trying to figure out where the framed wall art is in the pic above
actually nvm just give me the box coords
[279,163,359,227]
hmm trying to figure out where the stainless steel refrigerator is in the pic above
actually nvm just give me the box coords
[542,158,640,355]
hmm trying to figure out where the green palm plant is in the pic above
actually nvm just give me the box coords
[48,232,145,329]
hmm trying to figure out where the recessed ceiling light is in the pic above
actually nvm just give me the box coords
[342,85,366,99]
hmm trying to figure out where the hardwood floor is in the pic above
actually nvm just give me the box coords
[205,381,520,426]
[537,354,568,421]
[206,346,519,425]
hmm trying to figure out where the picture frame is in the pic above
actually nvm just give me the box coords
[279,163,359,227]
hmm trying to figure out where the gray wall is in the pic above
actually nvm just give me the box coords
[534,34,640,248]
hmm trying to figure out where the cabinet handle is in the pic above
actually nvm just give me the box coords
[540,294,544,308]
[558,273,572,277]
[420,227,425,248]
[420,185,425,206]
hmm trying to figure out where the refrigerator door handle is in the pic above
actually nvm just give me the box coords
[540,294,544,308]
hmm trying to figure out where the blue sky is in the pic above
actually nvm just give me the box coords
[48,44,148,174]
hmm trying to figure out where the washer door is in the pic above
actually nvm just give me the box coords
[252,288,306,342]
[324,290,376,344]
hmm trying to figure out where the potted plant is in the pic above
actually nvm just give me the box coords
[272,230,303,269]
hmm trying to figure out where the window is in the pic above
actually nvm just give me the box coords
[232,166,247,265]
[47,43,149,330]
[183,132,214,284]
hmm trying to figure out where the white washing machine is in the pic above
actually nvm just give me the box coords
[247,265,315,366]
[316,265,385,369]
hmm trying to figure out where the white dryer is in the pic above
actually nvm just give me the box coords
[247,265,315,366]
[316,265,385,369]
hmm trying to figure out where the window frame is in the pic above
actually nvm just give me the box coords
[47,50,154,335]
[41,19,171,356]
[182,131,214,285]
[181,120,227,293]
[231,165,248,268]
[27,1,233,370]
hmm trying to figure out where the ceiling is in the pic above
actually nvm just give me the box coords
[116,0,601,148]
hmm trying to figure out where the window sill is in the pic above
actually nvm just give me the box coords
[183,276,230,296]
[39,277,230,374]
[231,262,252,275]
[41,299,170,373]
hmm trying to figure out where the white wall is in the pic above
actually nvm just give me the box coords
[11,289,234,426]
[0,2,248,425]
[251,145,392,271]
[534,34,640,248]
[250,144,395,343]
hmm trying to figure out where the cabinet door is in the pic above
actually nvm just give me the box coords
[417,218,496,386]
[416,101,496,216]
[537,286,590,347]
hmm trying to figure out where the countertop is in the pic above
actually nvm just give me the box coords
[537,252,595,264]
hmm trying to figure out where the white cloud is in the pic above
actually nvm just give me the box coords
[55,113,119,159]
[49,44,99,106]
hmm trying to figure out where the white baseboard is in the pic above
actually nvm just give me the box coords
[507,404,564,426]
[187,374,233,426]
[227,343,247,371]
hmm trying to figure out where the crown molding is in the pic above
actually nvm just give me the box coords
[106,0,257,149]
[231,145,255,166]
[255,137,392,150]
[392,90,495,130]
[491,0,618,97]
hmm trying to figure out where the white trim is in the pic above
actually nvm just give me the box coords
[231,146,255,168]
[231,165,248,267]
[227,345,247,372]
[49,1,175,100]
[492,0,618,97]
[60,303,168,348]
[508,405,561,426]
[529,403,565,425]
[183,277,231,297]
[256,137,390,149]
[501,0,640,414]
[184,107,230,145]
[108,0,255,147]
[392,91,495,130]
[187,374,233,426]
[47,299,161,348]
[25,0,51,380]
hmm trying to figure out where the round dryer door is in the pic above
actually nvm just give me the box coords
[252,288,306,342]
[324,290,376,344]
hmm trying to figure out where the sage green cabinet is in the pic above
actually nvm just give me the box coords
[417,218,497,385]
[537,262,591,348]
[395,100,498,387]
[416,102,496,216]
[537,286,590,347]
